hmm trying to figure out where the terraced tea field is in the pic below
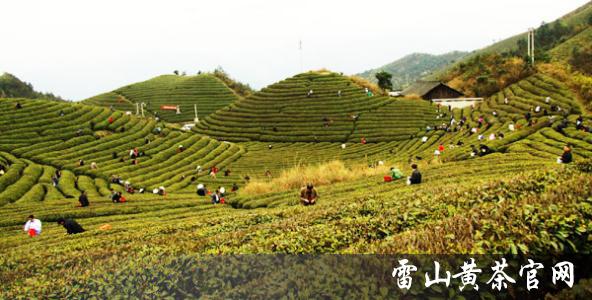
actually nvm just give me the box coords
[84,74,240,123]
[1,70,592,298]
[194,71,441,142]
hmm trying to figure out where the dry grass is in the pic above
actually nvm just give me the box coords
[241,160,391,196]
[348,76,382,94]
[403,93,423,100]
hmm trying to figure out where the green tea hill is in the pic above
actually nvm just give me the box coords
[84,74,240,123]
[194,70,441,143]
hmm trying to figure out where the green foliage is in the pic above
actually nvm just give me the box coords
[195,71,440,143]
[359,51,468,89]
[0,69,592,297]
[374,71,393,91]
[83,74,240,123]
[445,53,534,97]
[569,46,592,75]
[212,67,253,98]
[575,158,592,173]
[535,21,574,51]
[0,73,64,101]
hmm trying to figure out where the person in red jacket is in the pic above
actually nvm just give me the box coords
[361,137,367,145]
[438,144,445,152]
[108,116,114,124]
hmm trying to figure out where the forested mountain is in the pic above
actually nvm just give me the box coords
[357,51,468,90]
[0,72,64,101]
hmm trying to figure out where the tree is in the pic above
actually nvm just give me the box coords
[516,39,528,56]
[375,71,393,91]
[588,13,592,25]
[173,70,179,75]
[570,46,592,75]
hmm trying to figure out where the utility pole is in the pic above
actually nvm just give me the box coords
[527,28,535,65]
[299,39,303,73]
[194,104,199,123]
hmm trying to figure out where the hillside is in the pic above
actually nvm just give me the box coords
[2,70,592,296]
[0,98,244,198]
[194,70,441,143]
[6,0,592,297]
[0,73,64,101]
[549,26,592,61]
[357,51,468,90]
[439,1,592,72]
[435,2,592,98]
[83,74,240,123]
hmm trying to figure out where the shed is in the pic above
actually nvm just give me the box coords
[401,81,464,100]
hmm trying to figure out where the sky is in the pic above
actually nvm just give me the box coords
[1,0,590,100]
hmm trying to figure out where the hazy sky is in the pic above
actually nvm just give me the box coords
[1,0,589,100]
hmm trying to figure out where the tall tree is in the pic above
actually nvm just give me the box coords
[375,71,393,91]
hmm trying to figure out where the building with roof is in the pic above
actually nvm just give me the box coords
[401,81,464,100]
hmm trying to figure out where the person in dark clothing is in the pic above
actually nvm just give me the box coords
[15,102,22,109]
[231,183,239,192]
[57,218,85,234]
[78,191,90,207]
[211,189,221,204]
[110,189,121,203]
[196,184,207,196]
[112,152,118,159]
[408,164,422,185]
[479,144,491,156]
[576,116,584,130]
[525,112,531,121]
[560,145,573,164]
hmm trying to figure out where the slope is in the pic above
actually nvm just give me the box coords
[194,70,440,143]
[357,51,468,89]
[83,74,240,123]
[0,98,244,200]
[433,1,592,89]
[2,72,592,297]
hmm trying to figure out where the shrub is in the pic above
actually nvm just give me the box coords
[575,158,592,173]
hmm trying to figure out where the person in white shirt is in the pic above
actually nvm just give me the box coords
[24,215,42,237]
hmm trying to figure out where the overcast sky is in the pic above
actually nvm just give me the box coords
[1,0,589,100]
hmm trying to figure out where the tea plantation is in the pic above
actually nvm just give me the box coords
[1,70,592,297]
[194,71,441,142]
[83,74,240,123]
